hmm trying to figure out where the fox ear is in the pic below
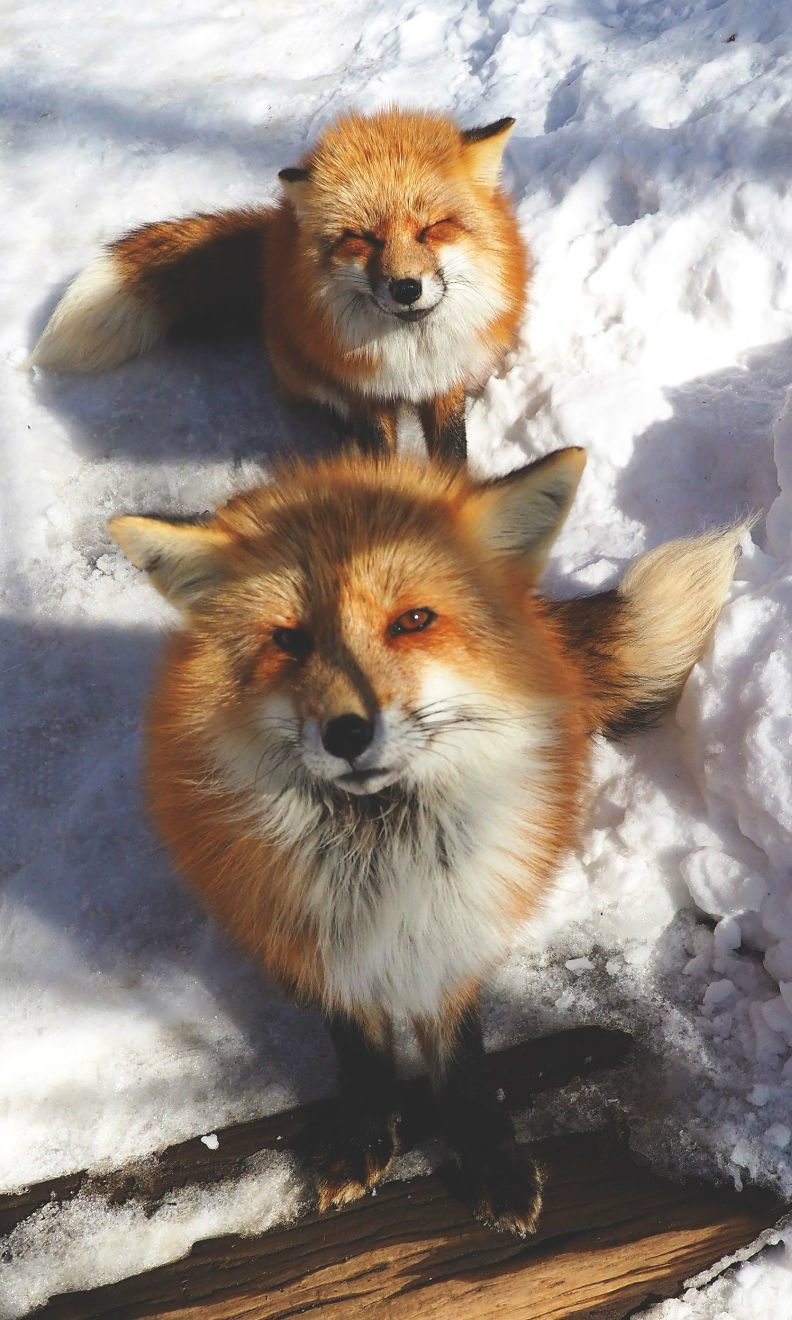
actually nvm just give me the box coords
[460,116,515,190]
[471,447,586,578]
[278,166,311,219]
[108,513,232,608]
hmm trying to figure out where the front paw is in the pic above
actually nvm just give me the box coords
[461,1144,544,1237]
[308,1110,399,1213]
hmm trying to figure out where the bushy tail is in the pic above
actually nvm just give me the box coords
[550,525,746,738]
[30,208,271,373]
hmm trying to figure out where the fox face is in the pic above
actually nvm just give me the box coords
[227,552,536,804]
[279,110,520,389]
[110,451,585,817]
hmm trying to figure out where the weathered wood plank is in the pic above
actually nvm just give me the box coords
[9,1028,781,1319]
[40,1131,776,1320]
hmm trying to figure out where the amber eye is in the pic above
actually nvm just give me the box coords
[389,608,437,637]
[272,626,313,659]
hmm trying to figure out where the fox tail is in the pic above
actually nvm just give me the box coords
[30,208,270,373]
[551,524,747,738]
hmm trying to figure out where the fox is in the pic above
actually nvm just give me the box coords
[31,107,530,463]
[109,448,743,1233]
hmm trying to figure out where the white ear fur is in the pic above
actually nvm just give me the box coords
[109,514,231,608]
[473,447,586,575]
[278,166,311,220]
[460,117,515,190]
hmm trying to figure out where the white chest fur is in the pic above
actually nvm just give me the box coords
[355,306,499,404]
[283,749,553,1021]
[209,685,561,1022]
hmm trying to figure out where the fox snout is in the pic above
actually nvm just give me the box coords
[371,263,445,320]
[321,712,373,761]
[390,277,422,305]
[301,706,405,796]
[346,232,447,320]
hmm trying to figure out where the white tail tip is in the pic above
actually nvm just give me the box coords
[30,253,165,373]
[619,522,749,697]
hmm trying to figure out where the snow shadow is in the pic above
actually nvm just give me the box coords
[0,74,301,175]
[31,339,338,467]
[2,614,333,1122]
[615,337,790,546]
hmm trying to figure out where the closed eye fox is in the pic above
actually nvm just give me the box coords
[110,449,743,1232]
[32,107,529,463]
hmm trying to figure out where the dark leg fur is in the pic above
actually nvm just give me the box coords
[347,407,398,458]
[425,1002,543,1235]
[419,387,467,464]
[309,1011,399,1211]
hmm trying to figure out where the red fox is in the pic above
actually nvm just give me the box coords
[31,108,530,463]
[109,449,743,1233]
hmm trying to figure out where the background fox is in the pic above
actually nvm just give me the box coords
[32,108,530,463]
[109,449,743,1233]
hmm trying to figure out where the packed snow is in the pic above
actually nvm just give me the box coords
[645,1217,792,1318]
[3,0,792,1313]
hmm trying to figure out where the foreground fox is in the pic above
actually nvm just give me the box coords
[110,449,742,1232]
[32,108,529,462]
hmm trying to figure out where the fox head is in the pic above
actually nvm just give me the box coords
[110,450,585,810]
[278,108,519,343]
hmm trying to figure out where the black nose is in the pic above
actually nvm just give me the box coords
[322,713,373,762]
[390,277,422,306]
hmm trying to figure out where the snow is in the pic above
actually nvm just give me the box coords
[645,1220,792,1319]
[2,0,792,1314]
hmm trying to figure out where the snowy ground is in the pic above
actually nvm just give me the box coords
[3,0,792,1314]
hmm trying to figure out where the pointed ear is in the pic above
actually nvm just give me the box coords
[460,116,515,190]
[278,166,311,219]
[471,447,586,578]
[108,513,232,608]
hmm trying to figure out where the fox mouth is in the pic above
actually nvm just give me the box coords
[370,296,440,323]
[336,766,396,794]
[392,306,434,322]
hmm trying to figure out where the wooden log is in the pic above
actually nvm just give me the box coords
[39,1130,776,1319]
[5,1027,781,1320]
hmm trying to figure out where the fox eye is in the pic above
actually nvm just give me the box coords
[389,607,437,637]
[272,626,313,659]
[419,217,458,242]
[341,228,382,247]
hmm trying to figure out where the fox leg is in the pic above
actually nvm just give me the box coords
[415,997,543,1235]
[418,386,467,463]
[343,405,398,457]
[309,1008,399,1212]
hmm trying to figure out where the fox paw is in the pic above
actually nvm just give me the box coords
[309,1112,399,1213]
[462,1146,544,1237]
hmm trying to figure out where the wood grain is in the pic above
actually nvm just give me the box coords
[9,1028,778,1320]
[40,1131,775,1319]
